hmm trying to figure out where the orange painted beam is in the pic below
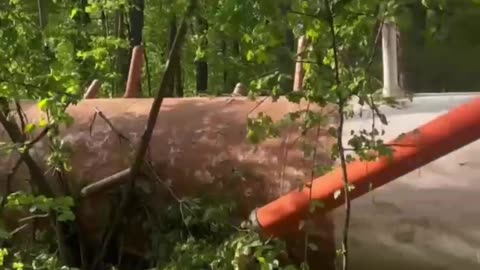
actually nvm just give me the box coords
[83,79,102,99]
[124,45,144,98]
[254,97,480,237]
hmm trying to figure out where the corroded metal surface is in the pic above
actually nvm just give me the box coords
[0,96,338,268]
[2,93,480,269]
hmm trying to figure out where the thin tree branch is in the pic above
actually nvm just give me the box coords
[25,126,50,149]
[19,213,50,223]
[142,39,153,97]
[128,3,195,186]
[89,2,197,268]
[324,1,350,269]
[0,124,51,209]
[0,157,22,209]
[303,125,322,263]
[80,169,131,198]
[15,101,27,132]
[288,9,374,19]
[83,108,182,203]
[93,107,130,143]
[0,106,53,197]
[288,9,319,18]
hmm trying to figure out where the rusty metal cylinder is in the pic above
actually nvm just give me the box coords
[83,79,102,99]
[124,46,144,98]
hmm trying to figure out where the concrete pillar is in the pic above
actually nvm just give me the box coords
[382,22,404,98]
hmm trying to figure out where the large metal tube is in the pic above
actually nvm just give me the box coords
[254,96,480,237]
[0,97,338,268]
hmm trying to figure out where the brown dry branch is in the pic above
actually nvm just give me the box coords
[0,125,50,209]
[0,107,53,196]
[86,107,193,236]
[89,2,197,268]
[80,169,131,198]
[15,101,28,132]
[303,126,322,263]
[0,100,77,266]
[82,107,182,204]
[142,39,153,97]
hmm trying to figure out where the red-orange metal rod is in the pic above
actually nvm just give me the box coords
[254,97,480,237]
[124,45,144,98]
[83,79,102,99]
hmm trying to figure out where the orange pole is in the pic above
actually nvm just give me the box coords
[254,97,480,237]
[83,79,102,99]
[124,45,144,98]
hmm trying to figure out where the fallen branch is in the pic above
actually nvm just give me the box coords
[25,125,51,150]
[80,168,131,198]
[89,2,197,268]
[82,106,182,202]
[128,3,195,187]
[19,213,50,223]
[93,107,131,143]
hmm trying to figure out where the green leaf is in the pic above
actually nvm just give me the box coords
[38,99,49,111]
[38,119,48,128]
[70,8,79,19]
[246,50,255,61]
[24,123,36,134]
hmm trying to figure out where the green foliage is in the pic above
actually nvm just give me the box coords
[144,197,299,270]
[1,0,479,269]
[0,193,76,270]
[5,192,75,223]
[0,244,74,270]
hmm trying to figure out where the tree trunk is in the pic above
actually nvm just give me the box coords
[175,64,183,97]
[398,2,427,92]
[165,15,177,97]
[165,15,184,97]
[195,16,208,93]
[129,0,144,47]
[127,0,145,95]
[222,40,228,92]
[115,10,129,96]
[227,40,240,90]
[280,3,295,52]
[196,62,208,93]
[71,0,90,25]
[280,2,295,92]
[37,0,48,30]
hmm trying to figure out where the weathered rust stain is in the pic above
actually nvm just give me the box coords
[0,97,339,269]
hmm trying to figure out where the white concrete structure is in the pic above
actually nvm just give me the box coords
[333,92,480,269]
[382,22,404,98]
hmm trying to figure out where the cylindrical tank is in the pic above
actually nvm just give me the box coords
[0,96,338,269]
